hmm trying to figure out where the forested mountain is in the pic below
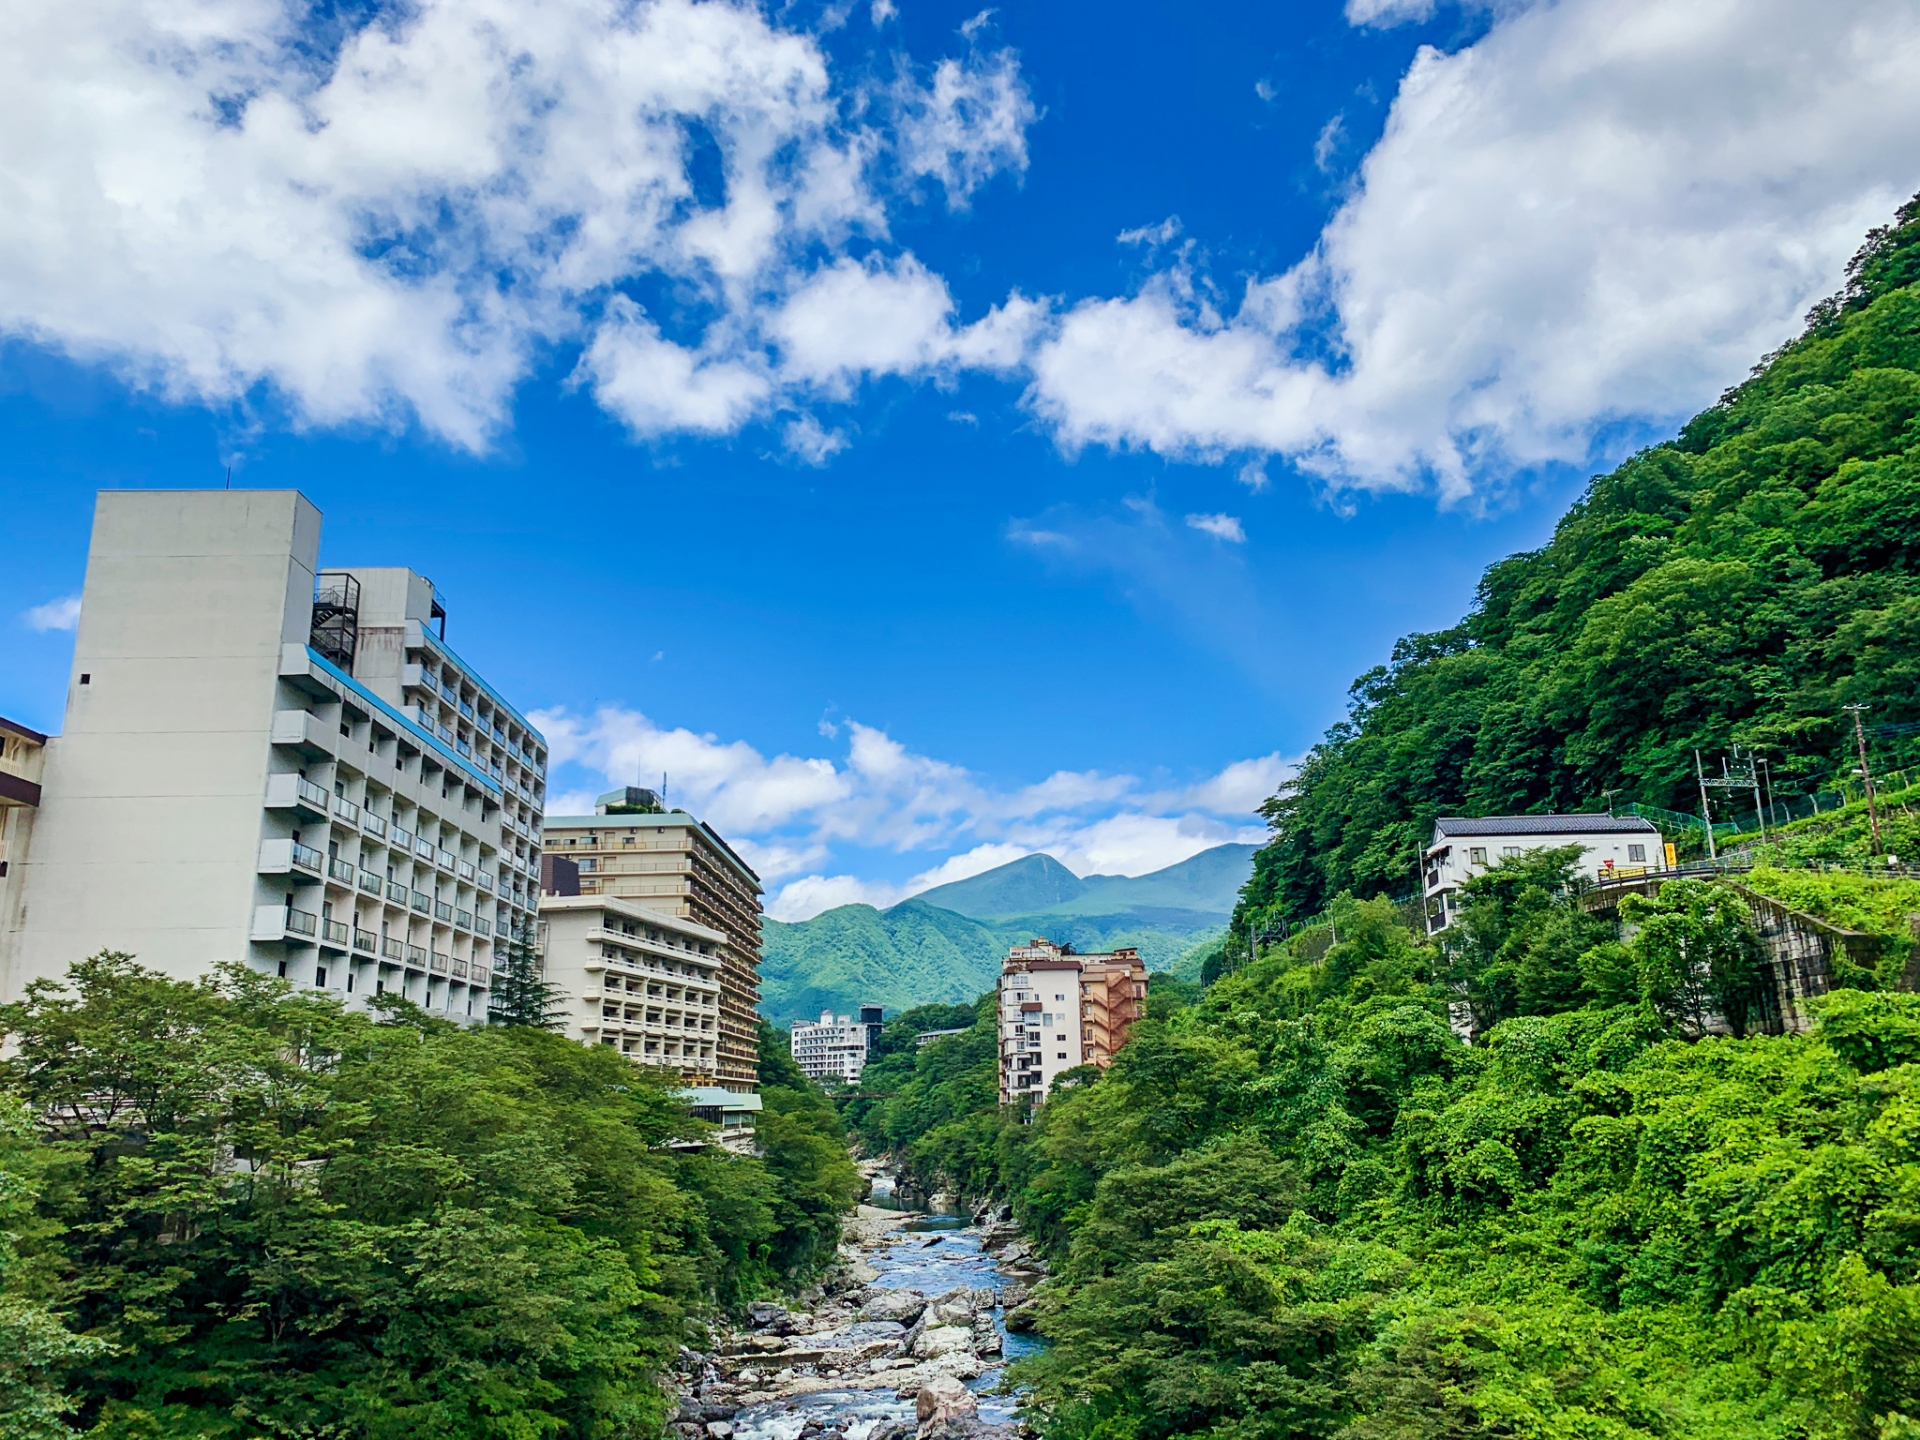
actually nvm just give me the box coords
[844,193,1920,1440]
[1236,194,1920,937]
[759,845,1255,1023]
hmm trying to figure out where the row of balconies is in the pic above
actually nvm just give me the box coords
[401,652,545,769]
[261,841,500,936]
[252,906,492,978]
[266,771,505,890]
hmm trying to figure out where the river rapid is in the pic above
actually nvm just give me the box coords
[667,1197,1044,1440]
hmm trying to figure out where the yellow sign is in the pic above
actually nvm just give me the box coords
[1664,842,1677,869]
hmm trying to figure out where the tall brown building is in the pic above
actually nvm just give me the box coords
[541,789,762,1091]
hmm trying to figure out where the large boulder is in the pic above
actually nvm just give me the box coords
[747,1302,787,1329]
[860,1289,928,1325]
[916,1375,977,1427]
[912,1325,975,1359]
[1002,1301,1039,1334]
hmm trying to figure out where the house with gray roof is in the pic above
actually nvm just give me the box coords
[1422,813,1664,934]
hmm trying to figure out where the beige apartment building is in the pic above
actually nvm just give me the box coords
[542,789,763,1090]
[998,938,1148,1104]
[537,892,724,1078]
[0,490,547,1017]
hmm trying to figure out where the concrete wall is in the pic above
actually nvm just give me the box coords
[4,491,318,998]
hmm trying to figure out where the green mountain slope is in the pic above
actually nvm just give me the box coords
[760,844,1260,1023]
[1233,193,1920,947]
[759,899,1005,1025]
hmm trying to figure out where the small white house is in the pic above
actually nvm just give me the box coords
[1423,814,1665,934]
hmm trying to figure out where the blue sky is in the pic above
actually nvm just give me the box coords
[3,0,1917,918]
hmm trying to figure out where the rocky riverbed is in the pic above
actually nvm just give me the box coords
[664,1195,1046,1440]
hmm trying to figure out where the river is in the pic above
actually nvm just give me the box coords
[726,1213,1044,1440]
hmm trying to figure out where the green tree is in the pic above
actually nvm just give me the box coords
[487,931,564,1029]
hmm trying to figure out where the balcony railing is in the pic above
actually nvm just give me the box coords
[407,944,428,968]
[458,860,475,881]
[476,871,493,893]
[387,881,408,905]
[392,826,414,851]
[287,907,319,938]
[434,901,453,922]
[429,950,449,974]
[327,858,354,884]
[455,909,473,931]
[459,700,474,719]
[359,870,381,894]
[381,937,405,961]
[353,928,377,953]
[333,795,360,824]
[292,843,325,874]
[438,848,457,871]
[456,740,472,758]
[363,812,387,838]
[297,776,329,810]
[322,919,349,947]
[475,917,492,938]
[411,890,431,913]
[452,958,469,978]
[414,837,434,860]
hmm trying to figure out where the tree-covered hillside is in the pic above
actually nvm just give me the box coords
[1240,194,1920,933]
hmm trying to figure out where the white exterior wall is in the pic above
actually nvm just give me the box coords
[1423,824,1663,932]
[3,490,547,1018]
[790,1013,869,1083]
[538,894,723,1078]
[999,965,1085,1103]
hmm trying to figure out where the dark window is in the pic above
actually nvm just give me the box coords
[78,673,90,685]
[315,967,328,987]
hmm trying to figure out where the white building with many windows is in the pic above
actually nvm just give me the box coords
[998,939,1147,1105]
[790,1008,878,1084]
[0,490,547,1018]
[1422,813,1665,934]
[536,892,724,1080]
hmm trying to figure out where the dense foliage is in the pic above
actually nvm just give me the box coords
[1236,192,1920,938]
[872,872,1920,1440]
[0,956,852,1438]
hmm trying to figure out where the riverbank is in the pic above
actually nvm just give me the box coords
[666,1193,1045,1440]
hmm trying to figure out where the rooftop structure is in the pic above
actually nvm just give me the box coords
[1423,812,1665,933]
[0,491,545,1015]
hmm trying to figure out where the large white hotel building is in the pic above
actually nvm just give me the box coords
[0,490,547,1017]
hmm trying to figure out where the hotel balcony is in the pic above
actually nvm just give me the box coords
[263,772,331,820]
[258,838,326,882]
[252,905,320,943]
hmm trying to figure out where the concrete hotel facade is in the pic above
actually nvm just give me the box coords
[537,892,725,1080]
[998,938,1149,1104]
[0,491,547,1015]
[542,790,763,1091]
[790,1006,882,1084]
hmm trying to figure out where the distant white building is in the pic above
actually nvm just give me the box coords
[790,1006,880,1083]
[998,938,1147,1105]
[1423,814,1666,934]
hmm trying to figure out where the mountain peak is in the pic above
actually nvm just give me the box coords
[914,852,1085,919]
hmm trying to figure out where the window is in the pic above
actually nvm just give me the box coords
[1502,846,1521,858]
[1628,844,1646,862]
[1469,847,1487,865]
[1041,1013,1052,1027]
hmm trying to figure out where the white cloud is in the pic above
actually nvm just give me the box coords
[539,701,1281,920]
[22,594,81,632]
[783,415,849,465]
[0,0,1036,448]
[1185,512,1245,542]
[1255,78,1278,104]
[1312,113,1347,172]
[895,41,1036,207]
[872,0,899,22]
[1027,0,1920,499]
[1118,217,1182,247]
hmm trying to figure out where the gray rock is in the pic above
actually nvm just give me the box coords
[912,1325,974,1359]
[706,1425,734,1440]
[701,1405,740,1421]
[917,1375,977,1425]
[747,1301,787,1328]
[860,1288,928,1325]
[1003,1301,1039,1334]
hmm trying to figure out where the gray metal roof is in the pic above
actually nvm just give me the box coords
[1432,813,1659,837]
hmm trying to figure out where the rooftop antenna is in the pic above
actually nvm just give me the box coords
[662,772,668,810]
[224,465,231,490]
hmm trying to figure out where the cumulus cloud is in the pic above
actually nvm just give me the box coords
[1027,0,1920,498]
[1185,512,1245,542]
[535,700,1285,920]
[22,594,81,632]
[0,0,1037,448]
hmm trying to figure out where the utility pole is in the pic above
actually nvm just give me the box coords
[1694,749,1717,861]
[1844,704,1883,853]
[1747,752,1767,846]
[1757,756,1777,830]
